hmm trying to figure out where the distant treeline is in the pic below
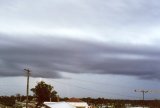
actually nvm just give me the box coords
[60,97,160,108]
[80,97,160,108]
[0,95,34,107]
[0,96,160,107]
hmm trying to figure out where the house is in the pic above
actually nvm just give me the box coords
[44,98,89,108]
[66,98,89,108]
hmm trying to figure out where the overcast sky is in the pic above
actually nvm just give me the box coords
[1,0,160,99]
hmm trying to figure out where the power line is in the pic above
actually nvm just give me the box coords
[52,79,141,99]
[71,78,136,91]
[134,89,160,100]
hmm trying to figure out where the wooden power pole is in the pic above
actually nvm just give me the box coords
[24,69,30,108]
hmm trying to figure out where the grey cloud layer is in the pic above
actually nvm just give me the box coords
[1,0,160,47]
[1,0,160,28]
[1,34,160,80]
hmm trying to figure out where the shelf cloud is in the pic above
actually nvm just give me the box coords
[0,34,160,80]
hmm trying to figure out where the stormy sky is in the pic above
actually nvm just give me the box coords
[1,0,160,99]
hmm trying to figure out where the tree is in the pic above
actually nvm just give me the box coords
[16,93,21,101]
[31,81,57,107]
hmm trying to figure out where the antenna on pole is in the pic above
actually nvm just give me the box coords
[24,69,30,108]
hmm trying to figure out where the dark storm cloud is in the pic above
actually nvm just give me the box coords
[1,34,160,80]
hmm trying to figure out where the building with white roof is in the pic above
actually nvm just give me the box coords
[44,98,89,108]
[44,102,76,108]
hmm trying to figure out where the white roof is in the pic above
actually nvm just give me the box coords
[44,102,76,108]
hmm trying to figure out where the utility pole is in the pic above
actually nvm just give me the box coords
[134,90,149,100]
[24,69,30,108]
[134,90,149,108]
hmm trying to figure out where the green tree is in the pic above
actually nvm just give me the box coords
[31,81,57,107]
